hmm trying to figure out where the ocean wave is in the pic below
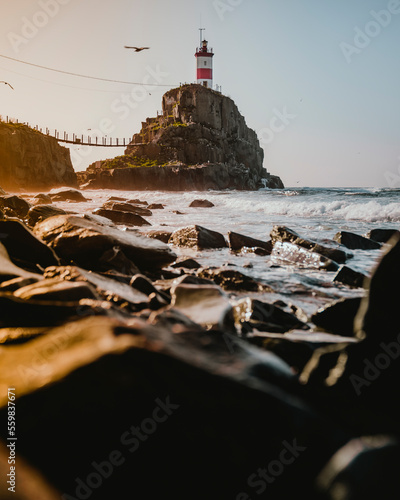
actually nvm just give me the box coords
[221,198,400,223]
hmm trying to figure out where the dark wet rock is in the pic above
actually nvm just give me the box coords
[365,228,400,244]
[92,208,151,226]
[169,225,227,250]
[0,195,31,218]
[334,230,382,250]
[0,219,59,272]
[27,204,67,226]
[228,231,273,254]
[234,298,308,334]
[128,198,148,205]
[170,283,234,330]
[49,188,87,202]
[271,241,339,271]
[197,267,273,292]
[44,266,151,308]
[145,230,173,244]
[189,199,215,208]
[102,201,152,217]
[33,193,53,205]
[271,225,351,263]
[171,258,202,270]
[130,274,170,307]
[333,265,367,288]
[34,215,176,272]
[172,210,185,215]
[0,315,348,500]
[147,203,164,210]
[108,196,128,202]
[311,297,363,337]
[0,243,42,282]
[97,246,141,275]
[13,277,100,302]
[316,436,400,500]
[0,293,113,328]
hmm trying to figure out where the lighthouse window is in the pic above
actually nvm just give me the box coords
[204,61,207,66]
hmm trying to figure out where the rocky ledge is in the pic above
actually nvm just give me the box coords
[0,121,77,191]
[78,84,284,191]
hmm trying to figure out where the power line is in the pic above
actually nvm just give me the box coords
[0,53,175,87]
[0,65,165,94]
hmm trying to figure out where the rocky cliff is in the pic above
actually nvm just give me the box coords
[0,121,77,191]
[78,84,284,190]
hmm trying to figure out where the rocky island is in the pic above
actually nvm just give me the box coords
[78,84,284,190]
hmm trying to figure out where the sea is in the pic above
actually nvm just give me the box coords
[52,186,400,317]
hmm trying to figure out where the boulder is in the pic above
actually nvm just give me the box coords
[334,231,382,250]
[170,283,234,330]
[271,225,350,263]
[33,193,53,205]
[49,188,87,202]
[234,297,308,334]
[365,228,400,244]
[27,204,67,226]
[0,195,31,218]
[171,258,201,270]
[311,297,363,337]
[147,203,164,210]
[102,201,152,216]
[44,266,151,308]
[0,243,42,282]
[228,231,273,254]
[0,219,59,271]
[33,215,176,272]
[0,316,347,500]
[145,230,173,244]
[333,265,368,288]
[197,267,273,292]
[13,277,100,302]
[92,208,151,226]
[189,199,215,208]
[169,225,227,250]
[271,241,339,271]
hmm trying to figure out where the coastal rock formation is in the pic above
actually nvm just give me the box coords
[78,84,284,191]
[0,121,77,191]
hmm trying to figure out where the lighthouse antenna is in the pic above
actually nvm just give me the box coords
[199,26,205,47]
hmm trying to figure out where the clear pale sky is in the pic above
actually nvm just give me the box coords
[1,0,399,187]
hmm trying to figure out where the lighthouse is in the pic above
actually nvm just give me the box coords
[195,32,214,89]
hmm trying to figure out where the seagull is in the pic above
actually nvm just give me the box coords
[124,46,150,52]
[0,81,14,90]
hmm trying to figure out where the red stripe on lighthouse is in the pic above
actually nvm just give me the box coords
[197,68,212,79]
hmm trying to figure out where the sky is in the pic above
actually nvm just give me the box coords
[0,0,399,187]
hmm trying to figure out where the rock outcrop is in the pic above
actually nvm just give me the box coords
[78,84,284,190]
[0,121,77,191]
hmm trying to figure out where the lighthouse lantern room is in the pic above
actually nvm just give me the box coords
[195,32,214,89]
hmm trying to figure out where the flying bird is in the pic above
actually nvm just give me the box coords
[124,46,150,52]
[0,81,14,90]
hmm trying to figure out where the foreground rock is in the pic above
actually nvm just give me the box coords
[365,228,400,243]
[49,188,87,202]
[333,265,367,288]
[0,121,77,191]
[0,316,348,500]
[33,215,176,272]
[77,84,284,191]
[27,204,67,226]
[0,194,31,218]
[197,267,273,292]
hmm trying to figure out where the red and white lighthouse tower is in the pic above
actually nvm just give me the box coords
[195,29,214,89]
